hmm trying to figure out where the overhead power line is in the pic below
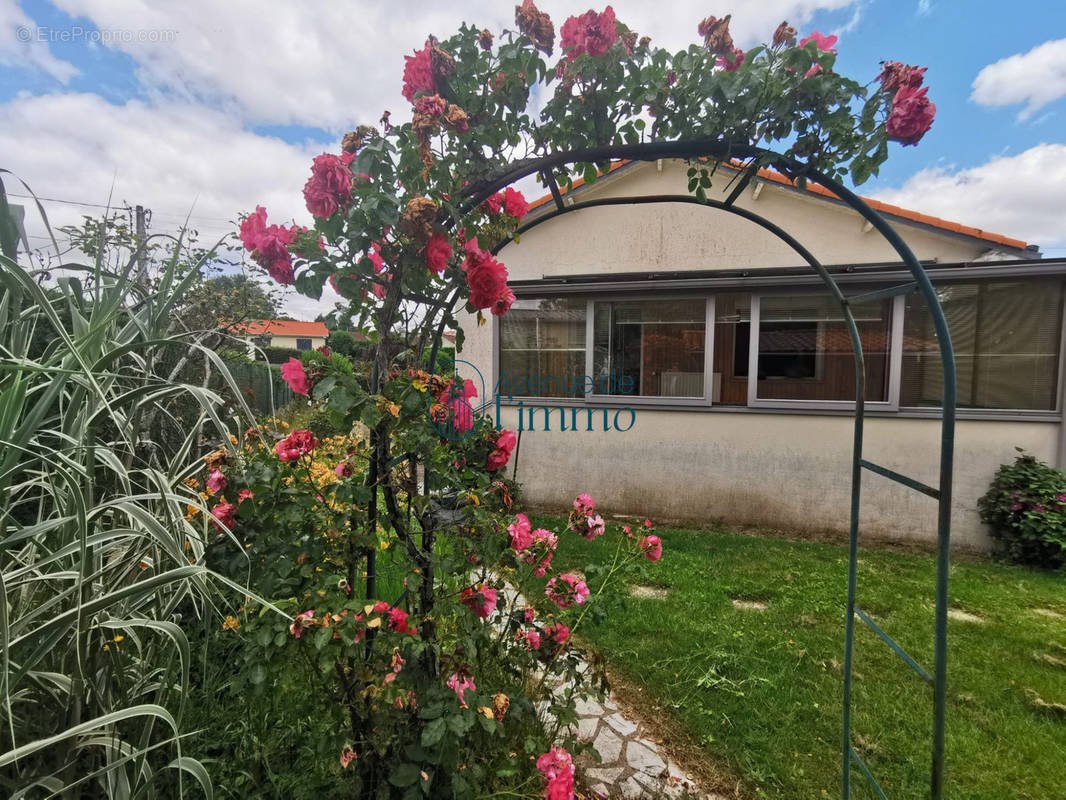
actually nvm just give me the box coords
[6,192,237,227]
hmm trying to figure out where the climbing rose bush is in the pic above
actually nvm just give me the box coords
[217,5,933,796]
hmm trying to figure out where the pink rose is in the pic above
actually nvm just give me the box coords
[302,153,354,220]
[640,534,663,561]
[491,285,516,317]
[716,47,745,72]
[237,488,254,502]
[438,377,477,404]
[402,40,436,102]
[280,357,310,396]
[537,746,575,800]
[466,253,510,311]
[448,397,474,434]
[509,513,533,551]
[560,6,618,59]
[503,187,529,220]
[886,85,936,146]
[446,672,476,708]
[522,629,542,650]
[483,193,504,215]
[239,207,299,285]
[387,605,418,634]
[210,502,236,531]
[238,206,268,251]
[799,31,837,51]
[586,514,605,540]
[275,429,317,462]
[574,493,595,513]
[799,31,837,78]
[545,573,589,609]
[425,232,452,274]
[206,469,226,494]
[460,585,498,618]
[486,428,518,471]
[545,622,569,643]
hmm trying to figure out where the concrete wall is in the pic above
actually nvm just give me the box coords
[456,160,1056,551]
[490,406,1057,551]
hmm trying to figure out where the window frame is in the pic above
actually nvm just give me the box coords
[745,292,904,412]
[896,278,1066,415]
[493,276,1065,418]
[585,295,716,408]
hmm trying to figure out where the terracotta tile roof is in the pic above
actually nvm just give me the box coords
[236,319,330,338]
[527,159,1029,251]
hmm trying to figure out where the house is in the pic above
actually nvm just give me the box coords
[459,159,1063,551]
[237,319,329,355]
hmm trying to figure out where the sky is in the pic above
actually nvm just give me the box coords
[2,0,1065,318]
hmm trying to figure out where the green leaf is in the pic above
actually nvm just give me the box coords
[388,763,422,788]
[421,717,447,747]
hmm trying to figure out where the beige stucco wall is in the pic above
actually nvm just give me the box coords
[262,334,326,349]
[488,407,1057,551]
[497,160,989,276]
[455,160,1054,551]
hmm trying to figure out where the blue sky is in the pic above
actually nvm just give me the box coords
[2,0,1065,315]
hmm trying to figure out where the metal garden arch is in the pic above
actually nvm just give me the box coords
[448,139,958,800]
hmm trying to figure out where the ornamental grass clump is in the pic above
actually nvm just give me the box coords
[0,193,262,795]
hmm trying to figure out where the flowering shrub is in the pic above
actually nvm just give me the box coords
[215,5,934,795]
[978,453,1066,568]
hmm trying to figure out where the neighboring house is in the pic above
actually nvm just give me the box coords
[460,159,1063,551]
[238,319,329,354]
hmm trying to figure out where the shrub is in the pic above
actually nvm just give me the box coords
[977,453,1066,568]
[307,407,346,439]
[263,345,304,364]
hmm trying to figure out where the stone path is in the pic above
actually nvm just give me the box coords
[494,582,723,798]
[568,691,725,799]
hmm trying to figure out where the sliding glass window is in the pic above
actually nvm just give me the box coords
[901,279,1064,411]
[592,299,707,398]
[497,278,1064,413]
[752,295,893,404]
[498,298,587,398]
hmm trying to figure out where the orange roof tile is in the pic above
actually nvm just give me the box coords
[528,159,1029,251]
[236,319,330,337]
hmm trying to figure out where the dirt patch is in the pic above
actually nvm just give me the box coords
[731,599,767,611]
[947,608,985,624]
[1034,608,1064,619]
[601,665,749,799]
[1035,652,1066,669]
[629,585,670,600]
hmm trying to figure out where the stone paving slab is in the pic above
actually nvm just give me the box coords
[570,685,721,799]
[488,577,720,798]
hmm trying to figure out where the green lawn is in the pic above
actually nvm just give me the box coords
[531,516,1066,800]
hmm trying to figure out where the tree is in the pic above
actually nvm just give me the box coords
[178,273,281,336]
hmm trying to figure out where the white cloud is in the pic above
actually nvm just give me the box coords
[0,0,79,82]
[0,92,341,317]
[44,0,858,129]
[869,143,1066,251]
[916,0,933,16]
[971,38,1066,120]
[2,0,862,316]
